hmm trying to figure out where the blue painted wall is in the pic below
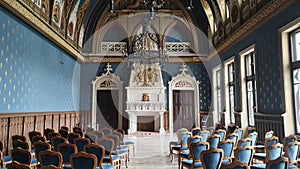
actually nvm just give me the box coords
[79,62,211,112]
[212,1,300,114]
[0,7,80,113]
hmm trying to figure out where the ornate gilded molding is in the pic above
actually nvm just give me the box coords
[0,0,85,62]
[208,0,295,60]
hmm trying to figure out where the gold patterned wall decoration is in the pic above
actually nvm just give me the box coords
[200,0,215,35]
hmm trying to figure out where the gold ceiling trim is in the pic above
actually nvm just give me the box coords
[0,0,85,62]
[208,0,295,60]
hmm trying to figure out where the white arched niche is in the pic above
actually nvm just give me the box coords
[91,63,123,130]
[168,64,200,133]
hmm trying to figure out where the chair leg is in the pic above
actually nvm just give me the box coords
[178,155,181,169]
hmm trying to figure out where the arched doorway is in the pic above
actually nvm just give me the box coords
[168,64,200,133]
[91,64,123,130]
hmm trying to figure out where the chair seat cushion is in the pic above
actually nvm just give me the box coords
[222,159,231,165]
[124,141,134,145]
[289,164,297,169]
[182,160,202,168]
[120,145,129,149]
[3,156,12,162]
[102,164,114,169]
[103,155,121,162]
[250,164,266,169]
[117,149,127,155]
[253,153,266,159]
[180,151,190,159]
[63,164,72,169]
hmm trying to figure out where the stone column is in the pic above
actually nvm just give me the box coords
[159,112,165,135]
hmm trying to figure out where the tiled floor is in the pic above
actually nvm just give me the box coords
[123,132,178,169]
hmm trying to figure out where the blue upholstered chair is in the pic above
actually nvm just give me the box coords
[253,136,279,162]
[67,133,80,144]
[237,137,253,148]
[221,161,250,169]
[101,128,112,136]
[248,132,258,147]
[59,129,69,139]
[116,128,135,157]
[32,135,47,145]
[199,130,210,142]
[207,134,221,149]
[255,130,274,152]
[48,132,61,145]
[98,138,121,169]
[179,135,202,168]
[169,128,188,161]
[170,131,191,162]
[234,128,244,142]
[107,133,129,168]
[12,140,34,155]
[181,141,209,169]
[251,143,283,169]
[214,129,226,141]
[284,141,299,169]
[39,150,63,168]
[227,133,239,148]
[5,161,31,169]
[70,152,97,169]
[219,139,234,165]
[28,131,42,148]
[283,135,297,146]
[85,133,98,143]
[191,127,201,136]
[74,138,91,152]
[207,127,215,136]
[11,135,26,142]
[57,142,78,169]
[266,156,288,169]
[51,136,67,151]
[234,145,254,165]
[84,144,114,169]
[33,141,51,163]
[11,147,38,167]
[44,128,55,141]
[200,148,224,169]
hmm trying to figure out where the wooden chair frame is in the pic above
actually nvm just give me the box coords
[39,150,63,168]
[200,148,224,169]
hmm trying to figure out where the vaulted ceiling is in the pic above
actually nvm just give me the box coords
[0,0,285,62]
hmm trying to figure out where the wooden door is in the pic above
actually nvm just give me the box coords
[97,90,119,129]
[173,90,195,132]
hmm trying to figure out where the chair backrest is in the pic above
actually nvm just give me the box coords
[85,133,97,143]
[70,152,97,169]
[207,134,221,149]
[180,132,192,151]
[283,135,297,146]
[49,132,61,145]
[33,141,51,162]
[237,137,253,148]
[190,142,210,162]
[101,128,113,136]
[28,131,42,146]
[97,138,114,157]
[39,150,63,168]
[219,139,234,160]
[266,143,283,162]
[61,126,69,131]
[115,128,125,143]
[32,135,46,144]
[12,140,29,150]
[246,127,256,136]
[6,161,31,169]
[67,133,81,144]
[220,160,250,169]
[73,127,82,132]
[106,134,119,152]
[214,129,226,141]
[234,128,244,141]
[265,130,274,139]
[199,130,210,142]
[74,138,91,152]
[266,156,288,169]
[248,132,257,146]
[84,144,105,166]
[59,129,69,139]
[227,133,239,147]
[206,127,215,136]
[44,128,55,141]
[187,135,202,149]
[200,148,224,169]
[58,143,78,164]
[234,145,254,165]
[176,128,189,142]
[92,131,105,141]
[284,141,299,165]
[12,135,26,142]
[264,136,279,151]
[191,127,201,136]
[11,147,32,165]
[51,136,67,151]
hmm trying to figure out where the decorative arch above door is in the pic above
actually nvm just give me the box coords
[91,64,123,130]
[168,64,200,133]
